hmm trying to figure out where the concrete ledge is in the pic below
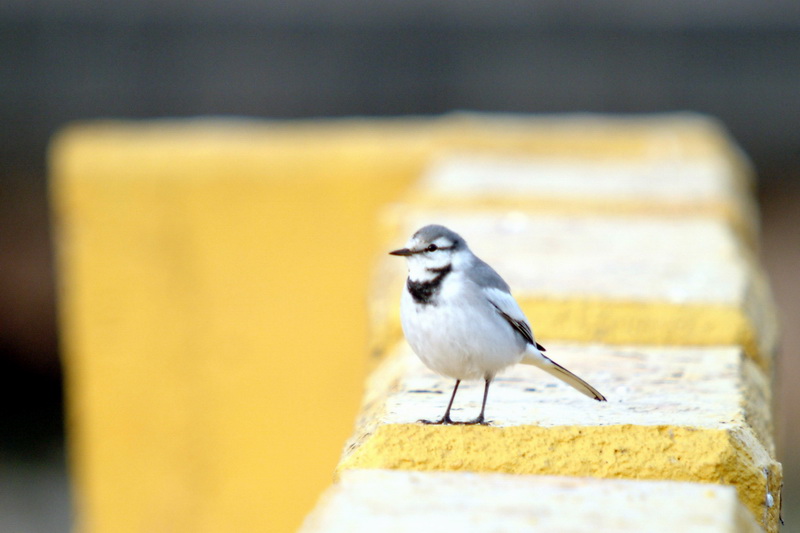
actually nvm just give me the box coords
[371,210,777,371]
[301,470,763,533]
[48,113,772,532]
[337,343,780,530]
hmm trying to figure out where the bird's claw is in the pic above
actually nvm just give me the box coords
[418,415,491,426]
[418,416,453,425]
[457,415,490,426]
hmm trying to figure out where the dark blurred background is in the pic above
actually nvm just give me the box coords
[1,2,799,531]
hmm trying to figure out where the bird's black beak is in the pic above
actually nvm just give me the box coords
[389,248,413,256]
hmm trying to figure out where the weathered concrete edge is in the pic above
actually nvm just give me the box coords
[301,470,764,533]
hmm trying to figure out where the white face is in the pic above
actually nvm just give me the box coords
[403,235,458,281]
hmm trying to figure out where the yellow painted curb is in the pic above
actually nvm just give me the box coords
[336,344,780,531]
[301,470,763,533]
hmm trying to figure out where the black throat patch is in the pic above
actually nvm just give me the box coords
[407,264,452,305]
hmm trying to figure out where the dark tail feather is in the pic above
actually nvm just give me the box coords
[521,349,607,401]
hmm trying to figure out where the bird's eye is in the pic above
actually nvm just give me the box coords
[426,244,438,252]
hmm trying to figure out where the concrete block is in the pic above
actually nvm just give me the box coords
[337,343,780,530]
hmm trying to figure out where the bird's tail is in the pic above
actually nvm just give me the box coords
[521,348,607,401]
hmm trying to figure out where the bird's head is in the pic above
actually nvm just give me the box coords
[389,224,469,279]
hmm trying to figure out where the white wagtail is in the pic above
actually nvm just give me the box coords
[390,224,606,425]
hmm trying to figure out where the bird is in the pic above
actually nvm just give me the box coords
[390,224,606,425]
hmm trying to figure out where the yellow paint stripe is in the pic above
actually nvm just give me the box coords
[337,424,780,531]
[374,298,770,371]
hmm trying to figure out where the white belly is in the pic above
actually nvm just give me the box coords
[400,276,526,380]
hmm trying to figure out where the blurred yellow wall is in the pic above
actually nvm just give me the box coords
[50,119,433,532]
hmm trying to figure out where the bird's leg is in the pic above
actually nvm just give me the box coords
[461,378,491,425]
[420,380,460,424]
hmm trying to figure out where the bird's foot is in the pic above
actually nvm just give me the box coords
[456,415,490,426]
[418,414,454,425]
[418,413,491,426]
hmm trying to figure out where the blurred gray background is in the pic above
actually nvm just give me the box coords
[1,1,799,531]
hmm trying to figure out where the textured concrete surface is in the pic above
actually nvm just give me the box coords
[338,343,780,530]
[300,470,763,533]
[372,210,777,370]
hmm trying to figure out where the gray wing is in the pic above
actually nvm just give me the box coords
[483,286,546,352]
[467,254,546,351]
[465,256,511,292]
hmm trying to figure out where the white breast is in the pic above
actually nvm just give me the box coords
[399,272,527,381]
